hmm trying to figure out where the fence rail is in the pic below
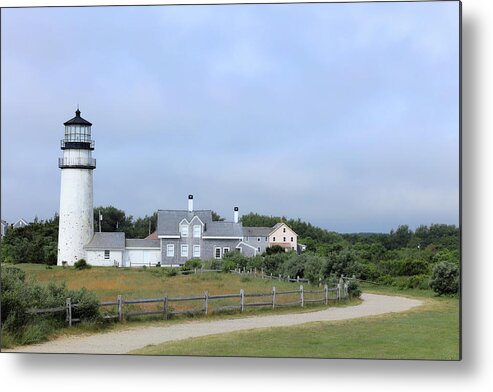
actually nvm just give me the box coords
[27,279,349,327]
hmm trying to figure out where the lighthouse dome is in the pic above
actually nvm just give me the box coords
[64,109,92,126]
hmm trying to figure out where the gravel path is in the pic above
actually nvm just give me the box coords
[6,293,423,355]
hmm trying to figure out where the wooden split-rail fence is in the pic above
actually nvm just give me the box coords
[27,282,348,327]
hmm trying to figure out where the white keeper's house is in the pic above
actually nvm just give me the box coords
[56,109,300,267]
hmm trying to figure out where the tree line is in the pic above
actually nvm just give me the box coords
[1,209,460,295]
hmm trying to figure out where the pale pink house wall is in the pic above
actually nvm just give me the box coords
[268,223,297,251]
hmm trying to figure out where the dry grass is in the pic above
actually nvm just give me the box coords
[12,264,336,316]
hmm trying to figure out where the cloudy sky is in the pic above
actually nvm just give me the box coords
[1,1,459,233]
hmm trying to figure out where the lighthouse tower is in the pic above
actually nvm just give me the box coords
[57,108,96,266]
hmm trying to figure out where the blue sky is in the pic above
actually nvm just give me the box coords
[1,1,460,233]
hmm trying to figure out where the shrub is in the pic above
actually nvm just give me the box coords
[322,249,362,279]
[347,280,362,298]
[74,259,90,270]
[303,254,325,284]
[221,259,237,273]
[265,245,285,255]
[283,253,306,279]
[377,274,395,286]
[68,287,101,321]
[182,258,202,271]
[429,261,459,295]
[246,255,263,271]
[380,258,429,277]
[358,262,381,281]
[165,267,179,277]
[1,266,102,347]
[223,251,249,269]
[201,259,222,270]
[404,274,430,290]
[262,253,288,276]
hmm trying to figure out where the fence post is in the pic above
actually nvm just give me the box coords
[261,268,264,278]
[324,284,328,305]
[300,285,304,307]
[279,274,281,281]
[338,276,344,302]
[65,298,72,327]
[164,294,168,320]
[297,276,300,283]
[117,294,123,322]
[254,267,257,276]
[288,275,290,282]
[240,289,244,312]
[272,286,276,309]
[204,291,209,315]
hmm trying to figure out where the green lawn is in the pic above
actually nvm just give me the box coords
[131,287,460,360]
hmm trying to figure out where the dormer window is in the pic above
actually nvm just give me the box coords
[193,225,201,238]
[180,223,188,237]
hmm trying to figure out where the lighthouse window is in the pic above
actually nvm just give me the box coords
[104,250,110,259]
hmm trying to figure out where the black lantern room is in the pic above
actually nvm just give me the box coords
[60,108,95,150]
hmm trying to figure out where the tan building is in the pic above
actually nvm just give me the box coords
[268,222,298,252]
[242,222,299,255]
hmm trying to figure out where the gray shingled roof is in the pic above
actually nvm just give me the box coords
[242,227,273,237]
[84,232,125,250]
[205,221,243,237]
[156,210,213,236]
[125,239,160,248]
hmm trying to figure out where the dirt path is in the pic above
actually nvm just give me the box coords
[6,293,423,355]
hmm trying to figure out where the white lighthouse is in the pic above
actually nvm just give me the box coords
[57,108,96,266]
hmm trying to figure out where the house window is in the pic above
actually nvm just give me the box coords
[283,228,286,233]
[215,247,222,259]
[273,237,276,242]
[181,244,189,257]
[104,250,110,259]
[223,247,230,255]
[257,237,261,242]
[166,244,174,257]
[193,225,201,238]
[283,237,286,242]
[180,224,188,237]
[193,245,200,258]
[291,237,294,242]
[265,237,268,241]
[257,247,261,252]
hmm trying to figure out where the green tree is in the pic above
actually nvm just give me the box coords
[93,206,133,235]
[429,261,459,295]
[211,211,225,221]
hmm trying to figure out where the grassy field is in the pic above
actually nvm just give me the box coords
[131,286,460,360]
[5,263,345,320]
[4,264,459,359]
